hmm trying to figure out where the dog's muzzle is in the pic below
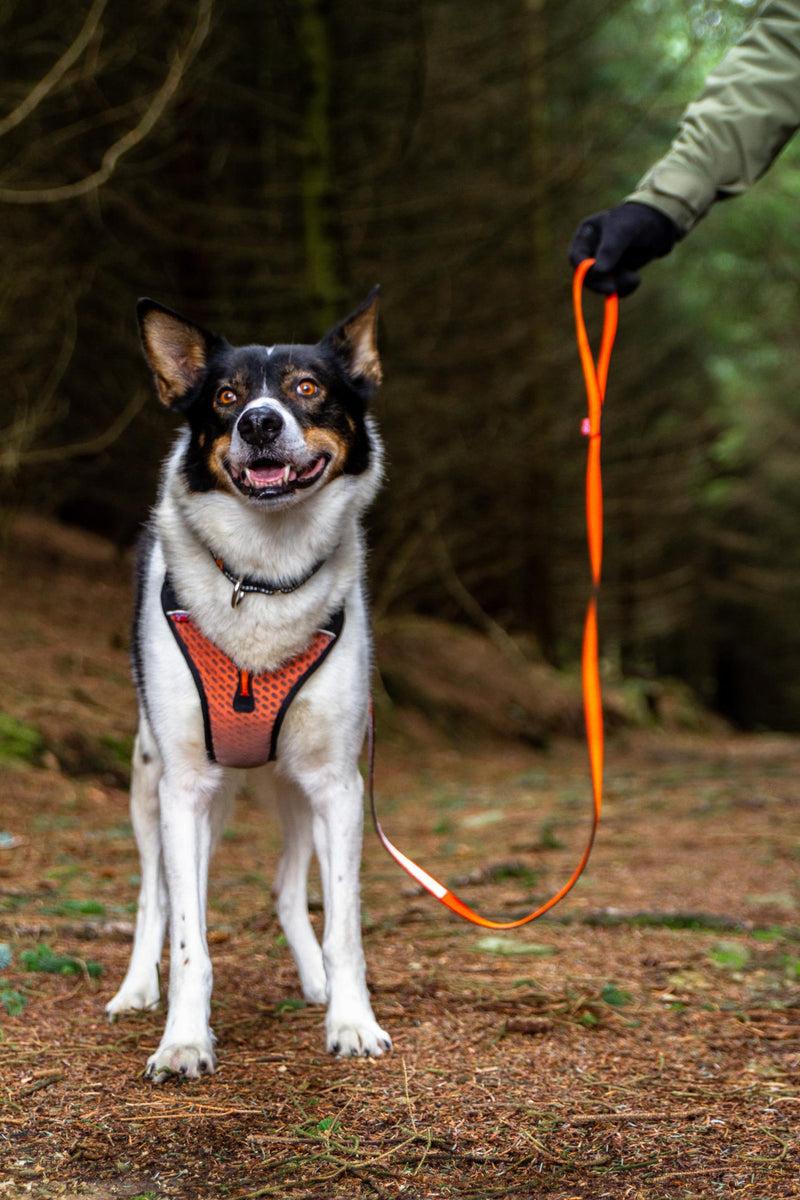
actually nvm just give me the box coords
[227,402,329,499]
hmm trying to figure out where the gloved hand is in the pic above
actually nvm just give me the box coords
[569,202,679,296]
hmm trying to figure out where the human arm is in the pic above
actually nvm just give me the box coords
[571,0,800,293]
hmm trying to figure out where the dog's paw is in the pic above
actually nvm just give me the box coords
[300,970,328,1007]
[144,1042,217,1083]
[326,1018,392,1059]
[106,983,160,1017]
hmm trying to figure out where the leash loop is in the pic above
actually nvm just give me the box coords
[574,258,617,841]
[368,261,617,928]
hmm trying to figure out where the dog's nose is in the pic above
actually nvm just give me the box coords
[237,406,284,447]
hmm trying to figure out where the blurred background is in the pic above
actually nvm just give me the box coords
[3,0,800,731]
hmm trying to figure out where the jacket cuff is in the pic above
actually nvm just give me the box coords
[626,162,719,235]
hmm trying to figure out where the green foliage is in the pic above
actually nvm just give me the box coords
[41,898,107,917]
[708,941,750,971]
[19,944,102,978]
[781,955,800,980]
[601,983,634,1007]
[274,998,307,1014]
[535,823,565,851]
[489,863,540,888]
[100,733,135,768]
[0,713,44,767]
[2,988,26,1015]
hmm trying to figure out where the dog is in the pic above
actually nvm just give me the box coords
[106,289,392,1080]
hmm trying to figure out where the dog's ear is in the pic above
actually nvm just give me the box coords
[321,287,382,390]
[137,299,221,408]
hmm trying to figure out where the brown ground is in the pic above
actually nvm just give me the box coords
[1,514,799,1199]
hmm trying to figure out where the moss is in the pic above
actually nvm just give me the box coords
[0,712,44,766]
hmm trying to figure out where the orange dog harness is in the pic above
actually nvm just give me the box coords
[161,578,344,768]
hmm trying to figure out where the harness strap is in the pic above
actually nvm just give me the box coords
[162,577,344,768]
[367,261,617,927]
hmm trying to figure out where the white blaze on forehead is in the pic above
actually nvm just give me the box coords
[233,395,306,449]
[242,395,282,414]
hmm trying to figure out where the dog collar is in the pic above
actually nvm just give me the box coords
[210,549,329,608]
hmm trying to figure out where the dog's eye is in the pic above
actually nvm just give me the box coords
[217,387,238,406]
[296,379,319,399]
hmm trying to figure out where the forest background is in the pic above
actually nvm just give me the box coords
[2,0,798,732]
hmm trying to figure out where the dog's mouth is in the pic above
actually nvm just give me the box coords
[228,453,330,498]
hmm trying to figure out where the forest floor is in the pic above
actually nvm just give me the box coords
[1,514,799,1199]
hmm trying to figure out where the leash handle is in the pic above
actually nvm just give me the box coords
[368,262,617,928]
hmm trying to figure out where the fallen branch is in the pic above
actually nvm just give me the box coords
[649,1165,736,1184]
[566,1106,705,1126]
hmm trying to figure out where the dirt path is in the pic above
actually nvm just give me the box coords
[1,517,799,1198]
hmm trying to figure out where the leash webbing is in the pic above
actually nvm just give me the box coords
[368,260,617,928]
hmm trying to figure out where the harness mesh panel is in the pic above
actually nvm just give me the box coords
[161,579,344,768]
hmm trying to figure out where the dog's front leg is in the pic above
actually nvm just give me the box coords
[306,768,391,1058]
[107,720,167,1016]
[144,764,221,1082]
[273,778,328,1005]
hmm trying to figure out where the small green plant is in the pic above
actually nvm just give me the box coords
[42,898,106,918]
[601,983,633,1007]
[20,944,102,978]
[536,822,565,851]
[100,732,135,766]
[0,713,44,766]
[2,989,26,1015]
[781,955,800,980]
[274,998,307,1014]
[490,862,540,888]
[709,942,749,971]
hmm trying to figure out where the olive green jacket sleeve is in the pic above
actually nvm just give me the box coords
[627,0,800,233]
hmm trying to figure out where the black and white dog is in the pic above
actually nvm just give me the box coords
[106,290,391,1080]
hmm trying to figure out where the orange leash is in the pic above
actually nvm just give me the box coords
[368,260,617,928]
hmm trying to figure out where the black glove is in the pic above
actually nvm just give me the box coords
[569,202,679,296]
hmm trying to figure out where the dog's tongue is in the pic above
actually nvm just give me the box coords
[247,464,290,486]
